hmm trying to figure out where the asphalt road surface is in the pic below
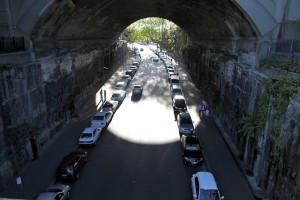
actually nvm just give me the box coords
[0,44,255,200]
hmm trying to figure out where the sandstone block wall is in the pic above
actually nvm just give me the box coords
[184,44,300,200]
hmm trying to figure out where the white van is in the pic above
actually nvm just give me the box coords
[191,172,224,200]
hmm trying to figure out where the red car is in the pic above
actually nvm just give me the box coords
[56,151,88,180]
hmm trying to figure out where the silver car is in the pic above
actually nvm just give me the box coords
[177,112,194,135]
[111,90,126,103]
[36,184,70,200]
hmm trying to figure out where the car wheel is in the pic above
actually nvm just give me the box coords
[85,157,88,163]
[66,191,70,199]
[76,173,80,179]
[94,140,97,146]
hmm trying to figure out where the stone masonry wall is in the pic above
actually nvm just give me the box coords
[0,42,126,191]
[0,63,47,189]
[183,45,300,200]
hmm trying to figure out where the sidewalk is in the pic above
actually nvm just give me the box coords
[168,51,268,200]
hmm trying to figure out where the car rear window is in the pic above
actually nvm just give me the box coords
[183,150,202,158]
[175,99,186,107]
[93,116,104,120]
[81,133,92,138]
[181,118,192,124]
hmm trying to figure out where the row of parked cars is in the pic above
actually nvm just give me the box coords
[155,50,224,200]
[36,52,142,200]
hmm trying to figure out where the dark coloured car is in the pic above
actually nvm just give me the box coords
[177,112,194,135]
[181,135,203,166]
[101,100,119,112]
[125,70,134,78]
[172,95,187,114]
[56,151,88,180]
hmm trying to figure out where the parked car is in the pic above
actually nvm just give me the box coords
[125,70,134,78]
[191,172,224,200]
[172,95,187,114]
[181,135,204,166]
[111,90,126,103]
[132,61,140,68]
[91,111,113,128]
[132,58,141,65]
[78,127,102,146]
[170,75,180,88]
[129,66,138,73]
[132,85,143,96]
[121,75,132,84]
[177,112,194,135]
[168,73,178,82]
[171,85,183,99]
[56,151,88,180]
[36,184,70,200]
[101,100,119,113]
[115,81,128,91]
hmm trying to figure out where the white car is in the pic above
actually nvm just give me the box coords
[91,111,113,128]
[37,184,70,200]
[111,90,126,103]
[191,172,224,200]
[115,81,128,91]
[78,127,102,146]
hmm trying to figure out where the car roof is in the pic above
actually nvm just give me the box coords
[179,112,191,118]
[37,192,56,200]
[60,152,83,167]
[113,90,125,94]
[83,127,97,133]
[174,95,185,100]
[171,85,182,90]
[195,172,218,190]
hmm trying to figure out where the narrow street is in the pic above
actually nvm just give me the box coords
[0,44,255,200]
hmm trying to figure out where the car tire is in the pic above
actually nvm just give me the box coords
[94,140,97,146]
[76,173,80,179]
[67,191,70,199]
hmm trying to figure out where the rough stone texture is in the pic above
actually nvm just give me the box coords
[30,0,256,46]
[0,63,47,189]
[184,43,300,200]
[0,43,126,191]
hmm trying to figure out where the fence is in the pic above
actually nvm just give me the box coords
[0,37,25,52]
[268,39,300,61]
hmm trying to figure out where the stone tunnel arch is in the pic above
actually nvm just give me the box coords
[29,0,258,56]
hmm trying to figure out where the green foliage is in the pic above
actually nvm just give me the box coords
[124,17,181,50]
[265,75,299,118]
[239,75,299,144]
[179,43,188,54]
[64,0,75,10]
[260,57,300,71]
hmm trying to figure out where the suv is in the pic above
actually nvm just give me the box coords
[191,172,224,200]
[172,95,187,114]
[177,112,194,135]
[181,135,204,166]
[56,151,88,180]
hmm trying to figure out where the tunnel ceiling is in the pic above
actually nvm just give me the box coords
[31,0,257,45]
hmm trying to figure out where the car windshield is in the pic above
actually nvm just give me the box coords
[181,117,192,124]
[134,86,141,89]
[184,150,202,158]
[93,116,104,120]
[81,133,92,138]
[175,99,186,107]
[199,189,220,200]
[171,79,179,83]
[173,88,182,93]
[112,94,120,98]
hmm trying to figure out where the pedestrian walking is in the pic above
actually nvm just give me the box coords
[204,104,209,117]
[197,104,203,116]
